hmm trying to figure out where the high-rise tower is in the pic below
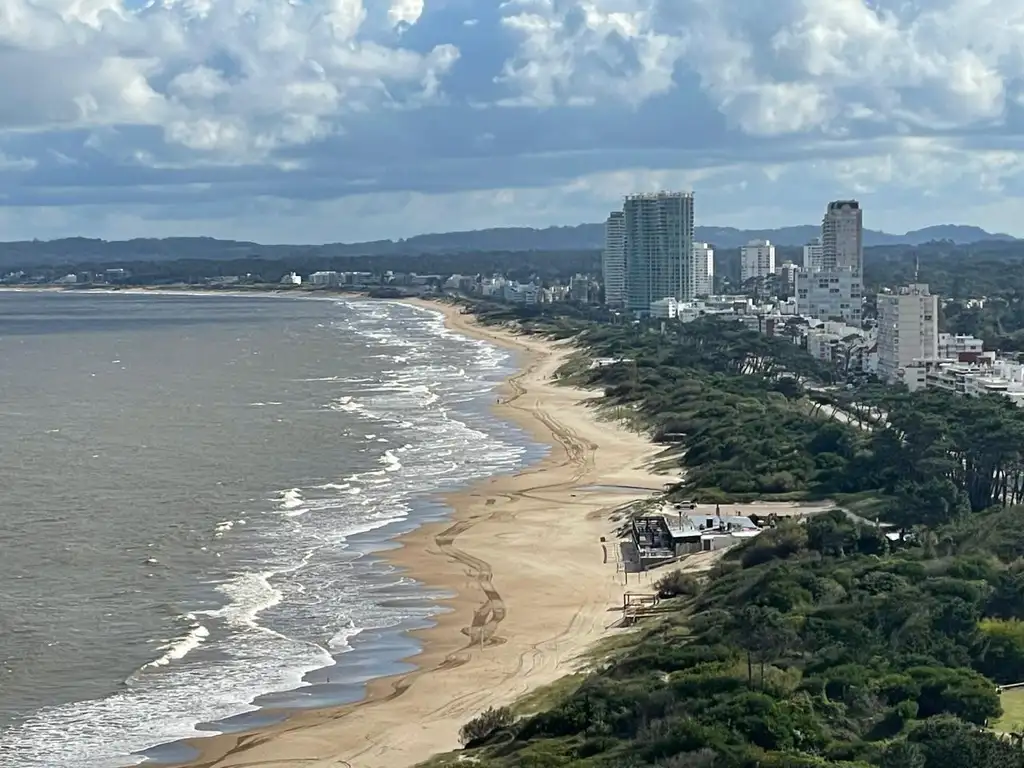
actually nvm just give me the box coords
[821,200,863,273]
[623,191,695,313]
[692,241,714,297]
[601,211,626,306]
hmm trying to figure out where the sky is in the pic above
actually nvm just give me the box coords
[2,0,1024,243]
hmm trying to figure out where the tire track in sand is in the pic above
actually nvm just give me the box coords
[184,337,602,768]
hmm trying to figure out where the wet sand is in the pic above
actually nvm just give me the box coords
[168,299,669,768]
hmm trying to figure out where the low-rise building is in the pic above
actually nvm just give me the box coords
[925,356,1024,404]
[650,297,679,319]
[503,281,540,304]
[736,314,785,337]
[480,276,507,297]
[343,271,375,285]
[937,333,984,360]
[309,271,341,286]
[569,274,593,302]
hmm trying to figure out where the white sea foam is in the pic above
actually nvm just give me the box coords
[327,620,365,653]
[277,488,304,510]
[379,449,402,472]
[213,571,283,629]
[141,621,210,671]
[1,297,533,768]
[314,482,351,491]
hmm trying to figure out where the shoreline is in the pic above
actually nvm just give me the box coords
[5,288,840,766]
[157,297,668,768]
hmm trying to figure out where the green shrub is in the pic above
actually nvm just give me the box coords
[459,706,515,746]
[656,570,701,599]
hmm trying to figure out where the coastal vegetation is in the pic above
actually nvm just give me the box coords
[433,509,1024,768]
[471,304,1024,520]
[422,301,1024,768]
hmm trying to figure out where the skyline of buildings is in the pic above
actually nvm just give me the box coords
[602,192,867,320]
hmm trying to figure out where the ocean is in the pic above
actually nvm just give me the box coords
[0,291,540,767]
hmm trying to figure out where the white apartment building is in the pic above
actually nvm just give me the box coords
[692,242,714,297]
[821,200,863,272]
[624,191,696,313]
[602,211,626,306]
[794,200,864,326]
[805,322,872,370]
[503,281,540,304]
[807,327,844,363]
[795,268,862,325]
[309,271,341,286]
[876,284,939,385]
[480,276,507,296]
[803,238,824,271]
[926,357,1024,405]
[937,333,984,360]
[650,297,679,319]
[280,272,302,285]
[739,239,776,283]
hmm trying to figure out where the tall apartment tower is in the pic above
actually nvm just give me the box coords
[821,200,863,273]
[876,284,939,384]
[797,201,864,326]
[739,239,776,283]
[692,242,714,297]
[624,191,695,313]
[802,237,824,271]
[601,211,626,306]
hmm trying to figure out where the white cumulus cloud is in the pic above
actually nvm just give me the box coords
[0,0,1023,240]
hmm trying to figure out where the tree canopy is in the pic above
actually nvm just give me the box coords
[427,299,1024,768]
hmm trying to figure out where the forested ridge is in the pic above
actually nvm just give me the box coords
[420,302,1024,768]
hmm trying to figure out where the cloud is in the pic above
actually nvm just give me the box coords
[1,0,1024,241]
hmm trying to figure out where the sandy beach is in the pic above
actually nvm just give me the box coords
[166,298,669,768]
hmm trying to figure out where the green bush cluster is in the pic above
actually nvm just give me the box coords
[432,302,1024,768]
[445,510,1024,766]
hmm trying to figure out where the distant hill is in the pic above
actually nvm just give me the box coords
[345,222,1017,252]
[0,224,1016,268]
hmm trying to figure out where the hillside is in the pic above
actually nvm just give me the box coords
[0,224,1015,268]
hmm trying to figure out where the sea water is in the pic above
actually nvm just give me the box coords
[0,291,541,767]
